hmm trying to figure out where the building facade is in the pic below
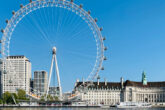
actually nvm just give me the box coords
[74,72,165,106]
[0,56,31,94]
[75,80,121,105]
[49,87,60,97]
[33,71,47,96]
[30,79,34,92]
[123,80,165,103]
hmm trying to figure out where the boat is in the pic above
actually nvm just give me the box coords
[19,102,39,107]
[100,105,110,108]
[71,101,88,107]
[116,102,152,108]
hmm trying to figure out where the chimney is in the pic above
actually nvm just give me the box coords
[75,79,79,87]
[76,79,79,83]
[104,78,107,86]
[97,75,100,85]
[120,77,124,89]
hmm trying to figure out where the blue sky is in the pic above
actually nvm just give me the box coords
[1,0,165,92]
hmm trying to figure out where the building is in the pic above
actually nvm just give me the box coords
[123,73,165,104]
[30,79,34,92]
[74,72,165,106]
[0,65,2,97]
[0,56,31,94]
[49,86,60,97]
[33,71,47,96]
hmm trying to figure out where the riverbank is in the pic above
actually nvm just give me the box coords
[0,105,101,108]
[0,105,165,108]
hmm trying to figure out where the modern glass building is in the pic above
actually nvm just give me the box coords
[33,71,47,96]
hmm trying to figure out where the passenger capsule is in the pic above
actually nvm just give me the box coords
[95,18,98,22]
[97,75,101,79]
[104,47,107,51]
[100,27,103,31]
[12,11,15,15]
[79,4,83,8]
[29,0,32,3]
[104,56,107,60]
[103,37,106,40]
[1,29,4,33]
[20,4,24,8]
[5,20,9,24]
[70,0,74,3]
[9,79,12,83]
[101,67,104,70]
[4,70,7,74]
[88,10,91,15]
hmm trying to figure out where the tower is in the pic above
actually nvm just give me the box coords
[46,47,62,99]
[142,71,147,85]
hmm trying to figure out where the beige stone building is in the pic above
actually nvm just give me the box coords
[0,56,31,94]
[74,72,165,106]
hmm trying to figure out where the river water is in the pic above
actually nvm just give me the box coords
[0,107,164,110]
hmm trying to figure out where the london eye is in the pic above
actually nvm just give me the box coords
[0,0,107,100]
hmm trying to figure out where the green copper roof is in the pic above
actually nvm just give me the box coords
[142,71,147,85]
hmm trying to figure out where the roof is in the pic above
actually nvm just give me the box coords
[75,82,121,89]
[7,55,25,58]
[124,80,165,88]
[75,80,165,89]
[34,70,47,73]
[6,55,31,62]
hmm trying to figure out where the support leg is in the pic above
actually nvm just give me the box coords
[54,54,62,99]
[46,55,54,98]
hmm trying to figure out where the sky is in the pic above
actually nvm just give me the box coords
[0,0,165,92]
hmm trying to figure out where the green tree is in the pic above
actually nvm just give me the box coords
[54,96,59,101]
[17,89,26,100]
[12,93,19,103]
[40,95,45,101]
[47,94,54,101]
[2,92,17,104]
[0,99,3,104]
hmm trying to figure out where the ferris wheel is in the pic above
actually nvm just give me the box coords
[1,0,107,98]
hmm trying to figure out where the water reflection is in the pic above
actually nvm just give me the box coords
[0,107,165,110]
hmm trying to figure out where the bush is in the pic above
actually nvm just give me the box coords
[0,99,3,104]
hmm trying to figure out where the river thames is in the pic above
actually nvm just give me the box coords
[0,108,165,110]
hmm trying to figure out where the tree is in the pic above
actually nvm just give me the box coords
[47,94,54,101]
[17,89,26,100]
[0,99,3,104]
[40,95,45,101]
[12,93,19,103]
[54,96,59,101]
[2,92,17,104]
